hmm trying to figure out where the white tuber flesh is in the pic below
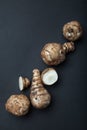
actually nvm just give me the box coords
[19,76,23,91]
[41,68,58,85]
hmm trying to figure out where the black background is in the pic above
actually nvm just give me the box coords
[0,0,87,130]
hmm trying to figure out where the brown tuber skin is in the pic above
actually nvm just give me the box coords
[41,42,75,65]
[22,77,30,88]
[5,94,30,116]
[63,21,83,41]
[30,69,51,109]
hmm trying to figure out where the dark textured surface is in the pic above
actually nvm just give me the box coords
[0,0,87,130]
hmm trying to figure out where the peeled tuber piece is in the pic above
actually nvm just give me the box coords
[19,76,30,91]
[5,94,30,116]
[41,68,58,85]
[30,69,51,109]
[41,42,75,65]
[63,21,83,41]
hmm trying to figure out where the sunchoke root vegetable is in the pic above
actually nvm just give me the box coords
[63,21,83,41]
[5,94,30,116]
[41,68,58,85]
[19,76,30,91]
[30,69,51,109]
[41,42,75,65]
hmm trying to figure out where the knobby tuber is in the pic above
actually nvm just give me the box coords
[41,42,75,65]
[63,21,83,41]
[30,69,51,109]
[5,94,30,116]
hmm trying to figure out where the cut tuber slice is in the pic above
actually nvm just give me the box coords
[41,68,58,85]
[19,76,30,91]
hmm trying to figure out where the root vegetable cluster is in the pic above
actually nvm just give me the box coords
[5,20,83,117]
